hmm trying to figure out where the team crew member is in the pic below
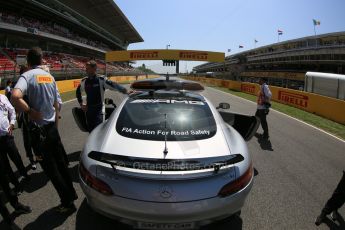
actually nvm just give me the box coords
[0,154,31,230]
[76,60,127,132]
[0,93,24,194]
[55,92,69,165]
[40,65,69,164]
[17,65,38,170]
[5,80,13,100]
[11,47,77,213]
[256,78,272,140]
[18,105,39,170]
[0,94,30,181]
[18,67,68,170]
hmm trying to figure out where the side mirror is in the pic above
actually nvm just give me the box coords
[105,98,114,105]
[216,103,230,110]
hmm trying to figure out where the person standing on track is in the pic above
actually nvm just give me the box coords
[0,93,30,182]
[5,80,13,100]
[17,65,38,170]
[76,60,127,132]
[11,47,77,213]
[256,77,272,140]
[0,93,32,230]
[315,171,345,226]
[0,155,32,230]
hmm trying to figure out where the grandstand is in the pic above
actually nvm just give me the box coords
[0,0,144,86]
[193,31,345,90]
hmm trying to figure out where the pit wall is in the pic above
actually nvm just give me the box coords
[183,76,345,125]
[57,75,158,93]
[0,75,158,94]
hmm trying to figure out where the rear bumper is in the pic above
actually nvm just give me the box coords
[80,175,253,228]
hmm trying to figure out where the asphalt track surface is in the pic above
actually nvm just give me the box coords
[0,84,344,230]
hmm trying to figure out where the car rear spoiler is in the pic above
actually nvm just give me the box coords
[88,151,244,173]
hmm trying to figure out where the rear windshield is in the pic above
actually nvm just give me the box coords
[116,98,217,141]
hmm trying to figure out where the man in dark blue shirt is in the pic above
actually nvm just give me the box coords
[76,61,127,132]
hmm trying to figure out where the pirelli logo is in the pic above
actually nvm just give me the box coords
[278,91,308,108]
[179,52,208,60]
[106,50,224,62]
[241,84,256,94]
[73,80,81,88]
[36,75,53,84]
[130,51,159,59]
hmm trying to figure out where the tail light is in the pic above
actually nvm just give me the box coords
[218,163,253,197]
[79,162,113,196]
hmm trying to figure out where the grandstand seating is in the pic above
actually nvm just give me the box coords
[0,52,15,71]
[0,0,145,90]
[0,11,110,51]
[0,48,136,73]
[43,53,63,71]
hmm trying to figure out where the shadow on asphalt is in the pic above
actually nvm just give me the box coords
[75,199,243,230]
[23,207,73,230]
[0,222,9,230]
[75,199,131,230]
[0,207,26,230]
[254,133,273,151]
[22,160,80,193]
[69,164,80,183]
[201,214,243,230]
[254,168,259,177]
[22,170,49,193]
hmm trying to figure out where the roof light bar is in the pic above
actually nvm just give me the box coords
[130,80,204,91]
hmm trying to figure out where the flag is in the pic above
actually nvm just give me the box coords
[227,49,231,52]
[254,39,258,43]
[239,45,244,48]
[313,19,321,26]
[278,29,283,35]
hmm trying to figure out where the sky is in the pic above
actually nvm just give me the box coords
[115,0,345,73]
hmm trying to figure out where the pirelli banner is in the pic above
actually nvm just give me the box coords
[105,49,225,62]
[240,71,305,81]
[183,76,345,125]
[55,75,158,93]
[241,82,345,125]
[0,75,160,96]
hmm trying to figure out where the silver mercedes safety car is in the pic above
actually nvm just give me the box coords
[73,77,260,229]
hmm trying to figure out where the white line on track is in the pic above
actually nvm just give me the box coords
[207,87,345,144]
[63,98,77,104]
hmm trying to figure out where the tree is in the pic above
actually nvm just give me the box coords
[137,64,155,74]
